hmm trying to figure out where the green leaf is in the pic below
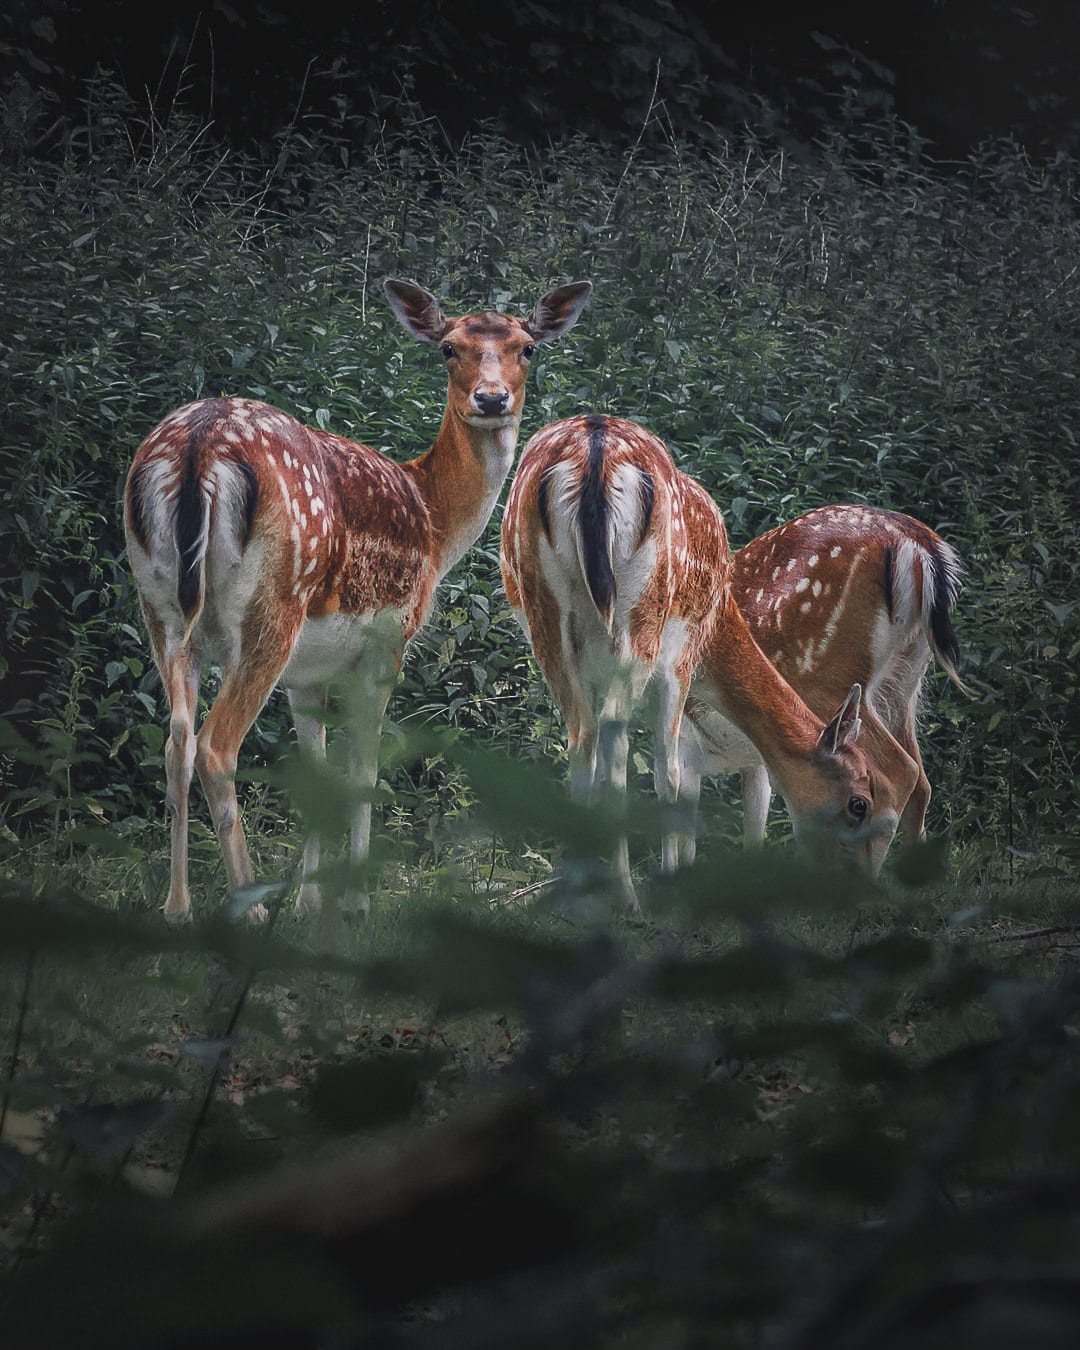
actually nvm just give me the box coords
[892,834,950,888]
[57,1099,173,1160]
[67,826,140,859]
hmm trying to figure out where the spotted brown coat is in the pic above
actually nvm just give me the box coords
[682,504,963,871]
[125,277,591,921]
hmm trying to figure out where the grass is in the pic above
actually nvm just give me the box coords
[2,80,1079,1344]
[2,794,1077,1345]
[1,814,1068,1131]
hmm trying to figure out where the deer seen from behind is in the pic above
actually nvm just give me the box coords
[501,414,726,908]
[500,415,913,907]
[124,278,592,921]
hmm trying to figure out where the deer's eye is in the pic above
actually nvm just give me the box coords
[848,796,869,822]
[522,344,535,360]
[441,343,456,360]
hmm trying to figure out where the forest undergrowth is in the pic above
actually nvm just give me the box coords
[2,77,1079,1347]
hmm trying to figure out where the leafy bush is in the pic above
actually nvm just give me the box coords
[2,742,1080,1347]
[2,78,1079,1343]
[2,80,1077,870]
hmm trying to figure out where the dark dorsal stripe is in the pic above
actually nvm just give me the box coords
[579,415,616,623]
[637,471,655,548]
[127,461,151,552]
[236,459,259,548]
[175,453,204,618]
[882,543,896,621]
[927,542,962,673]
[537,472,552,545]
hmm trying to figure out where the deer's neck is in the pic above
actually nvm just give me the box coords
[404,407,520,579]
[697,591,824,786]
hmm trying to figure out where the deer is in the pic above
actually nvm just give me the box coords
[679,504,965,870]
[124,277,592,921]
[500,415,919,908]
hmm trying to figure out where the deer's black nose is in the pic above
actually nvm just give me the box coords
[474,390,509,416]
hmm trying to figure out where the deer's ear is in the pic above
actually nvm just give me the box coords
[818,683,863,757]
[525,281,592,343]
[383,279,448,345]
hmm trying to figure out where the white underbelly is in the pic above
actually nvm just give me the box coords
[282,610,400,690]
[684,702,762,777]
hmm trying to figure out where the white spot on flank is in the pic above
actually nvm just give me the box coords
[284,451,294,469]
[772,567,781,580]
[808,554,819,567]
[830,545,842,557]
[795,577,810,593]
[800,601,812,613]
[786,558,796,571]
[812,579,823,597]
[756,588,764,603]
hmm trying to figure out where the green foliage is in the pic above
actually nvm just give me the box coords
[2,814,1080,1347]
[1,79,1077,868]
[2,83,1079,1344]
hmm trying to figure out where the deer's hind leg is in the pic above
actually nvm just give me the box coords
[195,612,303,918]
[159,641,201,923]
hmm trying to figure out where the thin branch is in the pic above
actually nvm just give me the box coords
[988,922,1080,944]
[493,876,560,907]
[602,60,663,229]
[240,57,315,248]
[176,885,291,1185]
[0,952,34,1141]
[776,973,1080,1348]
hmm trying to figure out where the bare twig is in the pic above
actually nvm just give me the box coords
[776,973,1080,1348]
[240,57,315,247]
[602,60,663,229]
[988,922,1080,944]
[0,952,34,1142]
[176,884,291,1185]
[182,1087,537,1240]
[493,876,561,907]
[360,222,372,323]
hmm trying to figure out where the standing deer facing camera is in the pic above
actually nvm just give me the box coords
[125,278,592,920]
[680,505,965,869]
[501,415,918,907]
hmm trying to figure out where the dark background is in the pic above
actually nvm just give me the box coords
[3,0,1078,161]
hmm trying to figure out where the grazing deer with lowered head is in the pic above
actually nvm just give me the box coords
[125,278,592,920]
[679,504,965,870]
[500,415,916,906]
